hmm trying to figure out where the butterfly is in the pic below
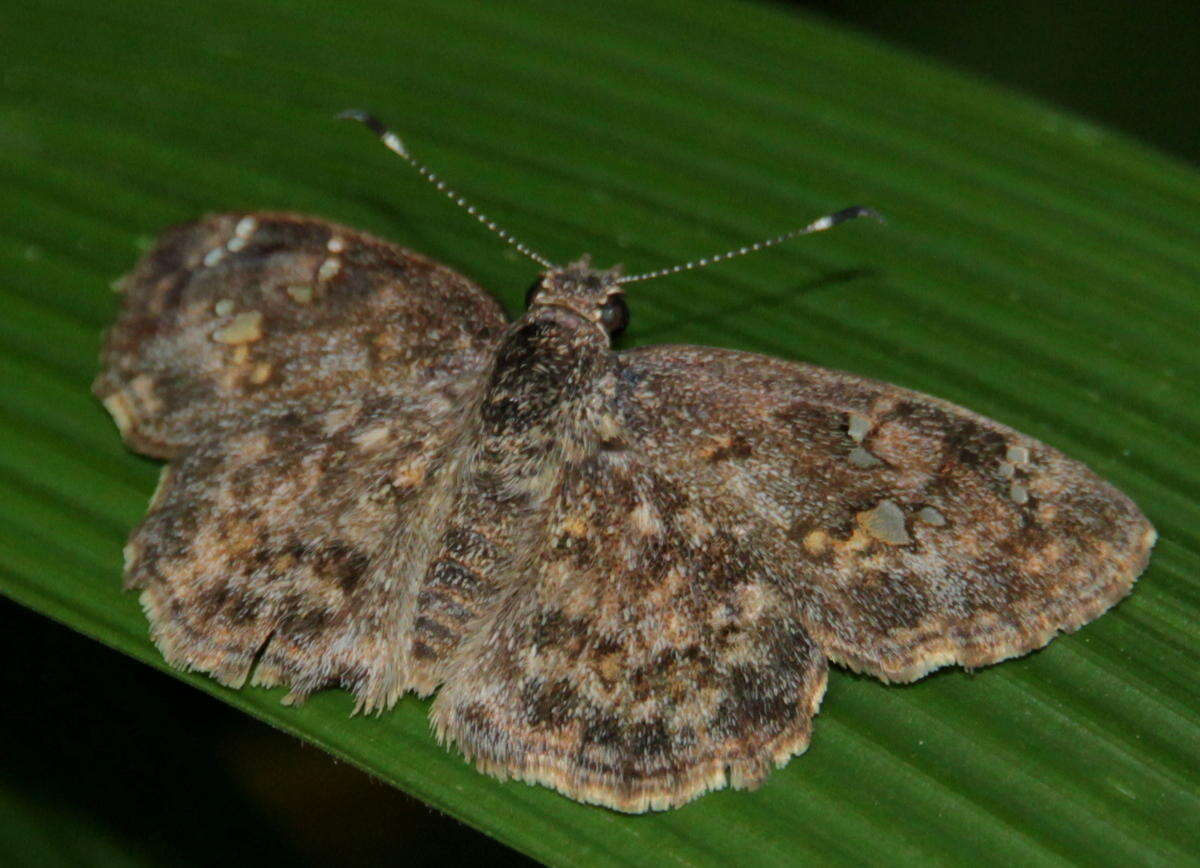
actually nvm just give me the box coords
[93,113,1155,812]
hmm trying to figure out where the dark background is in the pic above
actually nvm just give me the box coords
[800,0,1199,167]
[4,2,1195,865]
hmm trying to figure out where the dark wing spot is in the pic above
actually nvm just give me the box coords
[523,678,578,729]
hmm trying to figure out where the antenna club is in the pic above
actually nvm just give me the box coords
[338,109,387,138]
[617,204,884,285]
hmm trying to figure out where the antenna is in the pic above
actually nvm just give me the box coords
[616,206,883,285]
[339,110,555,270]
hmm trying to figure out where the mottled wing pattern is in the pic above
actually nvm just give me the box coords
[432,444,828,812]
[614,346,1156,683]
[426,339,1152,811]
[97,213,506,706]
[94,212,504,457]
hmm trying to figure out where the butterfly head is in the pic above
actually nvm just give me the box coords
[524,256,629,339]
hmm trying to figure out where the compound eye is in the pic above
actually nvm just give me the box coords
[524,279,543,310]
[599,294,629,338]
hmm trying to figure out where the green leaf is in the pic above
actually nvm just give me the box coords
[3,0,1198,864]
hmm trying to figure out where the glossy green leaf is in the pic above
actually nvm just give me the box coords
[3,0,1198,864]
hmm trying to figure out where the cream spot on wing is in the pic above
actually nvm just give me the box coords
[630,501,662,536]
[353,424,391,451]
[202,246,225,268]
[249,362,272,385]
[561,516,589,538]
[392,456,429,491]
[916,506,947,526]
[998,462,1016,479]
[214,298,235,317]
[285,284,314,304]
[212,311,263,344]
[317,257,341,282]
[802,529,829,554]
[847,411,872,443]
[326,236,346,253]
[1007,445,1030,465]
[101,393,135,434]
[130,374,161,414]
[231,344,250,365]
[1009,482,1029,505]
[226,236,247,253]
[122,540,140,572]
[848,445,884,468]
[856,499,910,545]
[594,648,622,685]
[234,216,258,239]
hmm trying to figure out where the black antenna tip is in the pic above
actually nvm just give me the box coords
[338,109,387,138]
[831,205,886,226]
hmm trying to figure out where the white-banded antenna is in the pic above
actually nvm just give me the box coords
[340,110,556,270]
[616,206,883,285]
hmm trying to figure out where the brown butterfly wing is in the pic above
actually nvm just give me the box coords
[431,340,1153,811]
[98,213,506,706]
[613,345,1155,681]
[431,448,828,812]
[94,212,504,457]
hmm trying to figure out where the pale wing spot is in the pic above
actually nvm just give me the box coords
[1007,445,1031,465]
[856,499,911,545]
[848,445,884,468]
[234,216,258,239]
[212,311,263,345]
[122,539,140,572]
[231,344,250,365]
[214,298,235,317]
[286,284,314,304]
[317,258,342,282]
[916,506,947,526]
[249,362,273,384]
[101,393,135,435]
[226,236,247,253]
[202,246,225,268]
[326,236,346,253]
[353,424,392,451]
[847,411,872,443]
[393,456,430,490]
[802,528,829,554]
[561,515,589,538]
[1009,482,1030,505]
[130,375,162,414]
[998,462,1016,479]
[630,501,663,536]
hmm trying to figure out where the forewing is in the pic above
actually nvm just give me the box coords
[94,212,505,457]
[613,345,1155,683]
[431,449,828,812]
